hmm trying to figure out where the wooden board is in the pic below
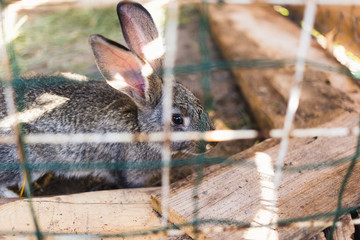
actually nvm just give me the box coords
[331,213,355,240]
[150,5,360,239]
[0,188,164,240]
[151,112,360,240]
[207,4,360,131]
[311,213,355,240]
[285,5,360,59]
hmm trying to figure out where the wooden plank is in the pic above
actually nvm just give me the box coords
[0,188,164,240]
[311,213,356,240]
[207,4,360,131]
[151,112,360,240]
[285,5,360,59]
[308,232,326,240]
[0,198,17,206]
[331,213,355,240]
[354,211,360,239]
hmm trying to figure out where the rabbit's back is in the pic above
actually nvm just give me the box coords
[1,75,139,135]
[0,75,141,185]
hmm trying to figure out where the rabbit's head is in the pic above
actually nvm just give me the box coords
[89,2,215,156]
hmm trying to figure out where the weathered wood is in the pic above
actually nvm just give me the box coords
[0,198,17,206]
[150,5,360,239]
[0,188,163,240]
[311,214,356,240]
[151,112,360,240]
[285,5,360,59]
[308,232,326,240]
[331,213,355,240]
[208,4,360,131]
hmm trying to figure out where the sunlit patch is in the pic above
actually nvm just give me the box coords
[273,6,289,17]
[142,37,165,62]
[333,44,360,76]
[141,62,154,77]
[0,93,69,130]
[301,18,360,78]
[1,4,28,44]
[60,72,88,82]
[144,0,170,11]
[107,73,128,90]
[244,152,279,240]
[143,0,167,35]
[311,28,327,49]
[205,129,258,142]
[255,152,276,201]
[288,88,300,113]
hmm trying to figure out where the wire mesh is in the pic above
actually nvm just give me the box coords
[0,0,359,239]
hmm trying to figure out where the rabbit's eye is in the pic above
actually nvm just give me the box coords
[172,113,184,125]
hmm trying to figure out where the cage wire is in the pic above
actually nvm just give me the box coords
[0,0,360,239]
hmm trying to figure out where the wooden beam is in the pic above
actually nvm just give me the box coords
[207,4,359,131]
[151,112,360,239]
[0,188,165,240]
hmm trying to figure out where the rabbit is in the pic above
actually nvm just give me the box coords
[0,1,215,198]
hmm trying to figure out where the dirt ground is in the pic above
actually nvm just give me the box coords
[5,3,257,196]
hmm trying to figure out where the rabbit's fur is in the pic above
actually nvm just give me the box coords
[0,2,215,198]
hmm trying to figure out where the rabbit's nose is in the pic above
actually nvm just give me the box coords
[206,141,217,151]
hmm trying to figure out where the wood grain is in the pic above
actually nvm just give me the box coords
[0,188,163,240]
[332,214,355,240]
[207,4,360,131]
[151,5,360,239]
[151,112,360,240]
[286,5,360,59]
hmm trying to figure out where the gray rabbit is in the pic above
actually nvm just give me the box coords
[0,2,215,198]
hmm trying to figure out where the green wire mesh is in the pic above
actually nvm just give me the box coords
[0,1,359,240]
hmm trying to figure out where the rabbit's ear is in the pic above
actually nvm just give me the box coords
[89,34,162,108]
[117,2,163,75]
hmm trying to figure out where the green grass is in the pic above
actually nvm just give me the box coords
[11,6,122,76]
